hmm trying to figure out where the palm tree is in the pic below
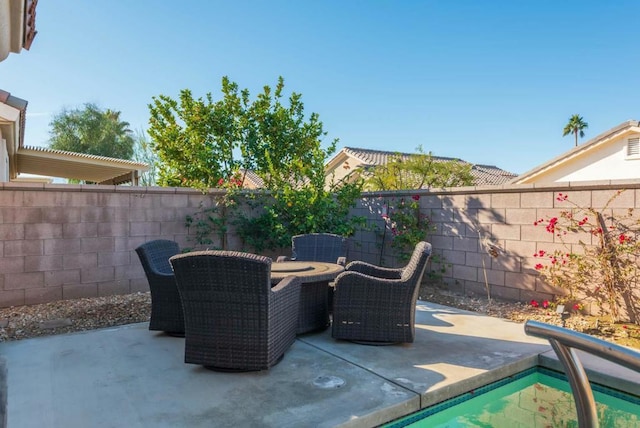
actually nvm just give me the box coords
[563,114,589,147]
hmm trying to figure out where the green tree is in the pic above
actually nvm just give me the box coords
[48,103,135,159]
[156,77,366,251]
[132,129,158,186]
[148,76,335,190]
[364,146,474,191]
[562,114,589,147]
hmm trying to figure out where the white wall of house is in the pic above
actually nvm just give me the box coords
[537,134,640,183]
[324,155,364,188]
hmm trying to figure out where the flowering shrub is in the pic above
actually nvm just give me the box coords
[533,191,640,323]
[382,195,435,262]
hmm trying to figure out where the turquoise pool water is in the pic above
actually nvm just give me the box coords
[384,367,640,427]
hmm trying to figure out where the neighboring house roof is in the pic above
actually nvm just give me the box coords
[0,0,38,62]
[327,147,517,186]
[0,89,148,185]
[511,120,640,184]
[239,169,265,189]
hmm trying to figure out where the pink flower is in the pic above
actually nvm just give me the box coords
[556,193,568,202]
[530,300,539,308]
[546,218,558,233]
[542,300,549,309]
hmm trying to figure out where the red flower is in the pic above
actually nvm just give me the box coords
[217,178,225,186]
[411,195,420,201]
[623,325,628,330]
[546,218,558,233]
[556,193,568,202]
[535,264,544,270]
[619,234,627,244]
[530,300,539,308]
[542,300,549,309]
[573,303,582,311]
[578,217,588,226]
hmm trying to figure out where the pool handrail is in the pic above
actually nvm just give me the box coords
[524,320,640,428]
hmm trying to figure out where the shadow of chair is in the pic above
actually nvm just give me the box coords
[135,239,184,336]
[169,250,301,371]
[332,241,432,345]
[277,233,348,266]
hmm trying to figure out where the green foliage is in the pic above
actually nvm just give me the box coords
[148,76,336,190]
[381,195,436,262]
[48,103,134,160]
[234,180,366,252]
[364,146,474,190]
[562,114,589,147]
[534,191,640,323]
[148,82,241,189]
[153,76,366,251]
[132,129,158,186]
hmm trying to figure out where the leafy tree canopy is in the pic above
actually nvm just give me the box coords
[48,103,134,160]
[147,76,335,190]
[364,146,474,191]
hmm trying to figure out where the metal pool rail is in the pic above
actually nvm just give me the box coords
[525,320,640,428]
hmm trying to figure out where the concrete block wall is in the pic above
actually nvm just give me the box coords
[1,180,639,309]
[347,181,640,306]
[0,183,227,308]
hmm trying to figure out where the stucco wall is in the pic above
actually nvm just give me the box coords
[0,180,639,310]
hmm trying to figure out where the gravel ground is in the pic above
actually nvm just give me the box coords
[0,287,637,349]
[0,292,151,342]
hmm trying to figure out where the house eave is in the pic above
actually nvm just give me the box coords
[512,121,640,184]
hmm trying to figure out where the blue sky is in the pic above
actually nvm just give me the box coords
[1,0,639,175]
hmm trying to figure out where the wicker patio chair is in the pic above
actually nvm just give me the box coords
[331,241,432,344]
[169,250,301,371]
[277,233,348,266]
[135,239,185,336]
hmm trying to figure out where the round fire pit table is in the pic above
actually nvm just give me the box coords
[271,261,344,334]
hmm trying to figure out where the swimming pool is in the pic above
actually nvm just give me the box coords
[383,367,640,427]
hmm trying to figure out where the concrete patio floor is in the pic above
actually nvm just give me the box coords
[2,301,638,427]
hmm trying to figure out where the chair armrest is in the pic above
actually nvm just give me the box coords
[271,275,301,312]
[271,275,301,294]
[336,256,346,266]
[345,261,402,279]
[276,255,290,263]
[333,271,415,304]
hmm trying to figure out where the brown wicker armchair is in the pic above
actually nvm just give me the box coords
[169,251,301,371]
[135,239,184,336]
[277,233,348,266]
[331,241,432,344]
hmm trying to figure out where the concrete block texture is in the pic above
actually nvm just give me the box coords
[1,182,639,310]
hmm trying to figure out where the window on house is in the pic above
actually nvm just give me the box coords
[627,137,640,157]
